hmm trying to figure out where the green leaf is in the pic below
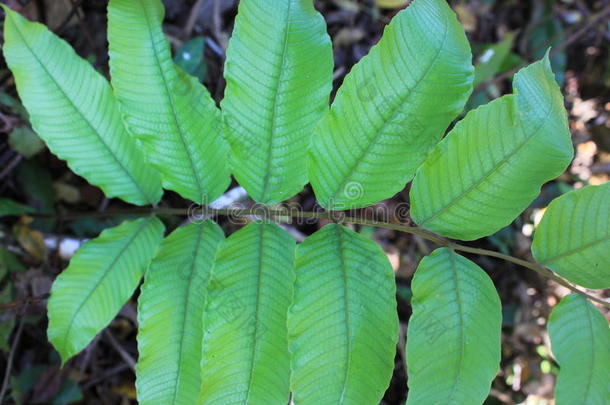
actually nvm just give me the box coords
[221,0,333,204]
[17,160,55,232]
[8,126,44,158]
[52,378,84,405]
[410,55,574,240]
[174,37,207,82]
[0,198,33,217]
[548,294,610,404]
[200,222,295,404]
[107,0,230,204]
[0,90,29,119]
[136,220,224,405]
[532,183,610,289]
[0,247,26,275]
[308,0,473,210]
[47,217,164,363]
[1,6,162,206]
[473,32,515,88]
[406,248,502,405]
[0,283,15,351]
[288,224,398,405]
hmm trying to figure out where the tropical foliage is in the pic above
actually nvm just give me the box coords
[2,0,608,403]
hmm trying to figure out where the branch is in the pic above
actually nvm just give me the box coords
[28,206,610,310]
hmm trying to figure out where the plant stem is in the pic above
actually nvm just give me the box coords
[36,206,610,309]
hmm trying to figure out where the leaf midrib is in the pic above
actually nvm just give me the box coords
[244,224,266,402]
[137,0,205,203]
[446,251,466,402]
[580,301,597,403]
[169,225,205,405]
[328,13,450,204]
[541,234,610,265]
[10,16,153,204]
[259,1,293,203]
[59,219,150,356]
[337,226,352,404]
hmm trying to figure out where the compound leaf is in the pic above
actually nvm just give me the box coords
[200,222,295,404]
[308,0,473,210]
[288,224,398,405]
[48,217,164,364]
[221,0,333,204]
[548,294,610,405]
[136,220,224,405]
[532,183,610,289]
[410,55,573,240]
[108,0,230,204]
[2,6,162,206]
[406,248,501,405]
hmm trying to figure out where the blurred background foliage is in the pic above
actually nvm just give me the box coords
[0,0,609,403]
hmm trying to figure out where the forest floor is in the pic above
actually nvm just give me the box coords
[0,0,609,404]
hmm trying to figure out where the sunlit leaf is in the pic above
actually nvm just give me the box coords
[289,224,398,405]
[532,183,610,288]
[406,248,502,404]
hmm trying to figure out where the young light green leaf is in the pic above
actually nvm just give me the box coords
[108,0,230,204]
[136,220,224,405]
[288,224,398,405]
[0,198,33,217]
[410,55,573,240]
[308,0,473,210]
[221,0,333,204]
[47,217,164,364]
[548,294,610,405]
[406,248,502,405]
[2,6,162,206]
[200,222,295,404]
[532,183,610,289]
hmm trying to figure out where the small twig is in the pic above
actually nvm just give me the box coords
[0,305,27,403]
[558,5,610,52]
[82,363,130,390]
[55,0,83,33]
[0,154,23,181]
[184,0,207,38]
[0,294,49,311]
[104,330,136,371]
